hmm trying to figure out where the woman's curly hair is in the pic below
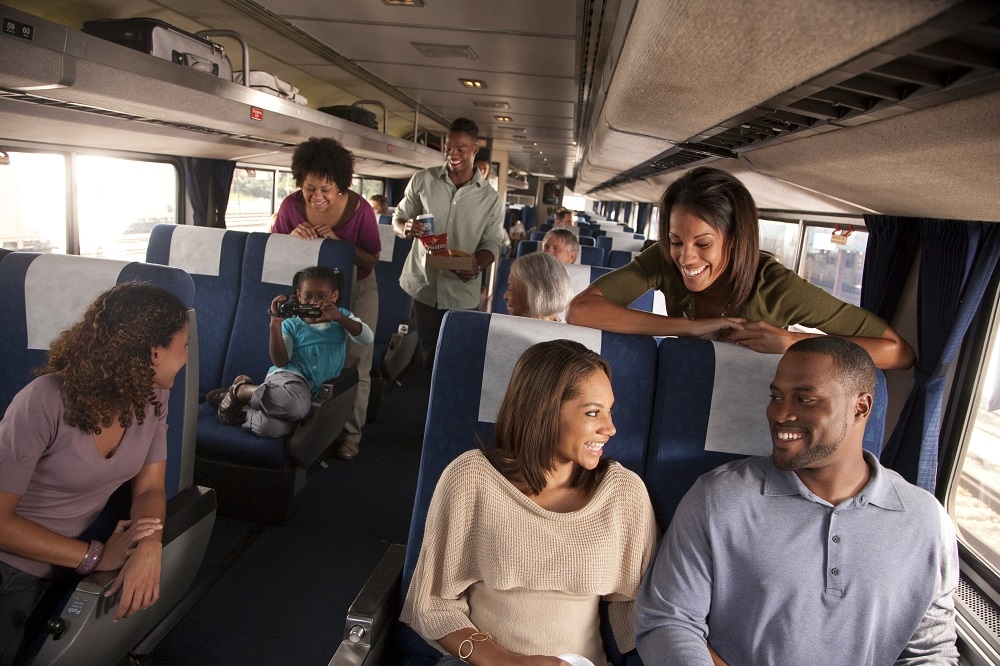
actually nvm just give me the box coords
[291,137,355,192]
[36,282,188,435]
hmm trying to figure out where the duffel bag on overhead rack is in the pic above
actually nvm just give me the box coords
[83,18,233,80]
[233,71,308,105]
[318,105,379,130]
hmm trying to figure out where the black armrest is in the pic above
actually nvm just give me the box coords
[327,543,406,666]
[287,367,359,467]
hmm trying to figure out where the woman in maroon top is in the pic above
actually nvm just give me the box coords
[271,137,381,460]
[0,283,189,665]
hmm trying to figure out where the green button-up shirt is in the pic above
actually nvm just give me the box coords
[394,165,504,310]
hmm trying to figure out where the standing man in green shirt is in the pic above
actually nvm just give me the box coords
[393,118,504,370]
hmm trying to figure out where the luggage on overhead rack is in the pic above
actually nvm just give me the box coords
[83,17,234,80]
[233,70,308,105]
[318,105,379,130]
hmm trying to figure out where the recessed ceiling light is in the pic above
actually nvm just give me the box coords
[382,0,424,5]
[412,42,478,60]
[460,79,487,89]
[495,116,513,122]
[472,100,510,109]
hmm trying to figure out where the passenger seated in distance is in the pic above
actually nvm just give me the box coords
[368,194,388,216]
[504,252,573,321]
[566,167,915,370]
[542,228,580,265]
[553,209,578,235]
[635,336,958,666]
[0,283,189,663]
[401,340,658,666]
[211,266,373,443]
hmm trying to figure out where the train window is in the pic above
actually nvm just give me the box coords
[277,171,296,202]
[759,219,799,269]
[798,225,868,306]
[0,151,67,253]
[228,168,277,232]
[352,176,385,200]
[954,335,1000,578]
[77,156,177,260]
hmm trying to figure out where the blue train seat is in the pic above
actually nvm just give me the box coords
[378,214,392,225]
[579,236,595,246]
[608,249,639,270]
[516,241,607,268]
[596,234,646,263]
[372,224,414,376]
[529,230,546,242]
[192,232,360,524]
[491,258,656,316]
[0,252,215,666]
[579,228,594,239]
[145,224,249,399]
[0,248,11,262]
[646,338,888,528]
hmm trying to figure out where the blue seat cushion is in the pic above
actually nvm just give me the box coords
[195,402,288,469]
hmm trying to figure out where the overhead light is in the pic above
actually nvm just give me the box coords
[461,79,487,89]
[512,134,528,140]
[495,116,513,122]
[412,42,478,60]
[472,100,510,109]
[382,0,424,5]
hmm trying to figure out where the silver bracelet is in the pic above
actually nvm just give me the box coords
[75,540,104,576]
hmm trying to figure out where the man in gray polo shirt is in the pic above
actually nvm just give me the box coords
[636,336,959,665]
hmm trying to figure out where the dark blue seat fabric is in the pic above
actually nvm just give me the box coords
[194,232,356,468]
[530,231,546,242]
[378,214,392,225]
[581,245,606,267]
[146,224,249,398]
[397,311,658,662]
[515,240,538,257]
[596,235,645,263]
[0,252,196,499]
[608,249,637,269]
[579,236,595,246]
[372,225,414,375]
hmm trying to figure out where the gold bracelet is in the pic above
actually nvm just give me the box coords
[458,631,492,663]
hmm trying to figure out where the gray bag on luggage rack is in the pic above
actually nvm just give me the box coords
[83,18,234,80]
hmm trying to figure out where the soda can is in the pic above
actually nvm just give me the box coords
[415,213,435,235]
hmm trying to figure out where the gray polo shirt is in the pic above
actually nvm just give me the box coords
[394,165,504,310]
[636,452,959,666]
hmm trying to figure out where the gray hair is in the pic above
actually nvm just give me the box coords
[510,252,574,319]
[543,228,580,255]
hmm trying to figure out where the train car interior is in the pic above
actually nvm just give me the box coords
[1,0,1000,663]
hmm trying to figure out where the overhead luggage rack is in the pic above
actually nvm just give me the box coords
[0,4,444,173]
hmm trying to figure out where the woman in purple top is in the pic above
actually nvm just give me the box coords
[272,137,381,460]
[0,283,190,664]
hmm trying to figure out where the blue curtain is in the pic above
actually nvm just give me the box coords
[636,202,650,236]
[869,215,1000,491]
[185,158,236,228]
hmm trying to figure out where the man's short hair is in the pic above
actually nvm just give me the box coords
[544,228,580,254]
[448,117,479,141]
[786,336,876,395]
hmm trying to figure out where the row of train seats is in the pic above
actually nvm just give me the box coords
[523,231,647,268]
[491,257,661,315]
[146,224,363,524]
[0,251,216,665]
[329,311,889,665]
[516,240,607,267]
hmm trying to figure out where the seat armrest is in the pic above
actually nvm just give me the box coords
[328,543,406,666]
[287,367,359,467]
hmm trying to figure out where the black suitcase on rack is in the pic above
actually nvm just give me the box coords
[83,18,233,80]
[318,105,379,130]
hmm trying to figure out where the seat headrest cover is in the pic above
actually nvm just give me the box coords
[479,316,602,423]
[26,255,127,350]
[168,225,226,276]
[262,234,322,285]
[377,225,396,262]
[706,341,780,456]
[564,263,595,297]
[612,237,646,253]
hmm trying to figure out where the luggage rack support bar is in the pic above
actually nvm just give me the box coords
[352,100,387,134]
[196,29,249,86]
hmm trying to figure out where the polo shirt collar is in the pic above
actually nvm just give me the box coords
[762,450,905,511]
[434,164,483,187]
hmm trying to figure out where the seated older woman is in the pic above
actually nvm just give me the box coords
[504,252,574,321]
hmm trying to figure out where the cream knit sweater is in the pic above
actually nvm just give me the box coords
[400,450,658,664]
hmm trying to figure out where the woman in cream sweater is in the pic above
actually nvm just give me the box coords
[401,340,658,666]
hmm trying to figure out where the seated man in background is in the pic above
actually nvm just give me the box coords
[636,336,959,666]
[541,228,579,265]
[553,209,579,235]
[368,194,388,216]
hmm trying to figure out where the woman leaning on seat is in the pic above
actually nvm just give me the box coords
[504,252,573,321]
[401,340,658,666]
[0,283,189,664]
[271,137,380,460]
[565,167,915,370]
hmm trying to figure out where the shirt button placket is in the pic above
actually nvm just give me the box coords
[826,511,843,595]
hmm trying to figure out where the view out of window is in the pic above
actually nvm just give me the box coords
[277,171,296,203]
[351,176,384,201]
[954,334,1000,577]
[0,152,67,254]
[798,225,868,306]
[77,156,177,260]
[227,168,276,232]
[759,219,799,269]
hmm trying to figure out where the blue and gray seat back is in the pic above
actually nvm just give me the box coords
[373,224,414,373]
[596,234,646,263]
[608,249,639,270]
[578,236,595,246]
[398,310,657,659]
[218,232,356,388]
[0,252,196,499]
[146,224,248,397]
[378,214,393,225]
[645,338,888,528]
